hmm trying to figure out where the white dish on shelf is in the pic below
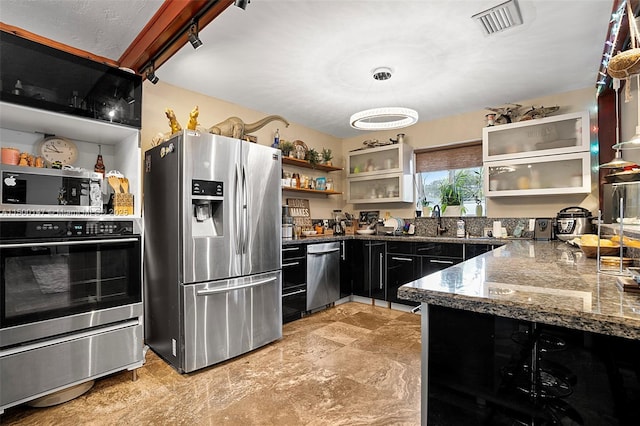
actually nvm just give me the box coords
[302,230,317,236]
[356,229,375,235]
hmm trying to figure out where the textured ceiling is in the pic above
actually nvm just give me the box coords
[0,0,614,139]
[159,0,613,138]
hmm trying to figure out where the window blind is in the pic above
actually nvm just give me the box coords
[415,141,482,172]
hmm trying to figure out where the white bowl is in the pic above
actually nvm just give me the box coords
[302,230,317,236]
[356,229,375,235]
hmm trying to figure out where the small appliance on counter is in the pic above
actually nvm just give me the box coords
[555,206,593,241]
[282,205,293,239]
[534,218,553,241]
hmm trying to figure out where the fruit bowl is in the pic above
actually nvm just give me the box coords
[302,230,317,236]
[356,229,375,235]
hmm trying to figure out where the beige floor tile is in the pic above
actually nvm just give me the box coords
[1,302,421,425]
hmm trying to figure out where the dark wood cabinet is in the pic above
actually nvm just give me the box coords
[427,305,640,425]
[282,244,306,323]
[367,241,386,300]
[351,240,385,299]
[339,240,357,298]
[465,243,495,259]
[386,252,421,306]
[0,32,142,128]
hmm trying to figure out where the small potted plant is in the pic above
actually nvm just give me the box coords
[321,148,333,166]
[438,171,468,216]
[306,148,320,166]
[279,140,294,157]
[421,199,431,217]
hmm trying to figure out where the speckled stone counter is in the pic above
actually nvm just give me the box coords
[398,240,640,340]
[282,234,508,246]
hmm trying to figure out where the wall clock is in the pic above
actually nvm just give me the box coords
[38,137,79,165]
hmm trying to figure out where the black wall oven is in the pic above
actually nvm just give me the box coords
[0,219,143,413]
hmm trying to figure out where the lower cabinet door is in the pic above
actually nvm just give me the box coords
[386,254,421,305]
[282,283,306,323]
[368,242,386,300]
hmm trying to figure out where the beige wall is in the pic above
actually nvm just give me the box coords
[142,82,601,220]
[141,81,343,218]
[341,87,600,219]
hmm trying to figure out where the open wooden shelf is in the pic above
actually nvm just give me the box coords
[282,156,342,172]
[282,186,342,196]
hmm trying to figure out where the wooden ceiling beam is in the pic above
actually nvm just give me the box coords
[118,0,234,76]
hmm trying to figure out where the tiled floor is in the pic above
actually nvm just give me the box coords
[2,302,421,425]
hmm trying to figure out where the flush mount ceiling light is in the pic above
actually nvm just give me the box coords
[349,67,419,131]
[472,0,523,36]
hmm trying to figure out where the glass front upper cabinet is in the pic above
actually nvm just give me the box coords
[0,31,142,128]
[347,173,414,204]
[347,143,413,177]
[484,152,591,197]
[482,111,590,162]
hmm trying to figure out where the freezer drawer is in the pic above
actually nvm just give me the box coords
[1,319,143,412]
[182,271,282,373]
[306,242,340,311]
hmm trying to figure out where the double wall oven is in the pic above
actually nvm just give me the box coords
[0,218,144,413]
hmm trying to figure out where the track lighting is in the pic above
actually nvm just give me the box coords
[188,20,203,50]
[234,0,250,10]
[146,65,159,85]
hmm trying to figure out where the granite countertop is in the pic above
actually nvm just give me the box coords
[283,234,509,246]
[398,240,640,340]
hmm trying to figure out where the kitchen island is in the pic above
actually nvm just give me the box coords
[398,240,640,425]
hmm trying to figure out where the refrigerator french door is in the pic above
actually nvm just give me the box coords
[144,131,282,373]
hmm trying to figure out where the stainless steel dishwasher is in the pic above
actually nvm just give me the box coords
[306,242,340,311]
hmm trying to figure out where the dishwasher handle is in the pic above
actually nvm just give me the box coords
[307,248,340,255]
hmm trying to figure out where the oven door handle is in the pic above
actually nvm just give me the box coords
[196,277,277,296]
[0,237,139,249]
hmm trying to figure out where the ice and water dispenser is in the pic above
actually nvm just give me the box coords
[191,179,224,236]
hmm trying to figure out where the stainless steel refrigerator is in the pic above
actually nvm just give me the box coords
[143,131,282,373]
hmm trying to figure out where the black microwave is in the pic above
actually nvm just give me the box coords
[1,165,103,214]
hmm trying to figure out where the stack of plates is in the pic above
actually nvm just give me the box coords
[383,218,405,233]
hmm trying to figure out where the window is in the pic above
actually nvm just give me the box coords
[415,142,485,216]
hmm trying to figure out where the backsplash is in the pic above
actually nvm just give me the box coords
[412,217,537,239]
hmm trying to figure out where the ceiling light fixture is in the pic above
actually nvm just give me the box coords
[146,64,159,85]
[188,20,203,50]
[349,67,419,131]
[600,78,635,168]
[234,0,250,10]
[613,74,640,150]
[472,0,523,36]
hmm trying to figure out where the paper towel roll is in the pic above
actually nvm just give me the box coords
[493,221,502,238]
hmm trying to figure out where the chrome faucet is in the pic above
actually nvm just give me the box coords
[432,204,447,236]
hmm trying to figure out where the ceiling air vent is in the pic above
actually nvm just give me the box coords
[472,0,523,36]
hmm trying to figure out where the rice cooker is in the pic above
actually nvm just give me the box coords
[555,206,593,241]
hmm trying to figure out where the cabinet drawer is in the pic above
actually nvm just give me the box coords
[282,257,306,288]
[282,244,305,260]
[386,241,415,255]
[415,242,463,258]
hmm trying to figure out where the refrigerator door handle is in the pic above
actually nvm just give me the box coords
[234,165,241,255]
[242,165,248,254]
[196,277,277,295]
